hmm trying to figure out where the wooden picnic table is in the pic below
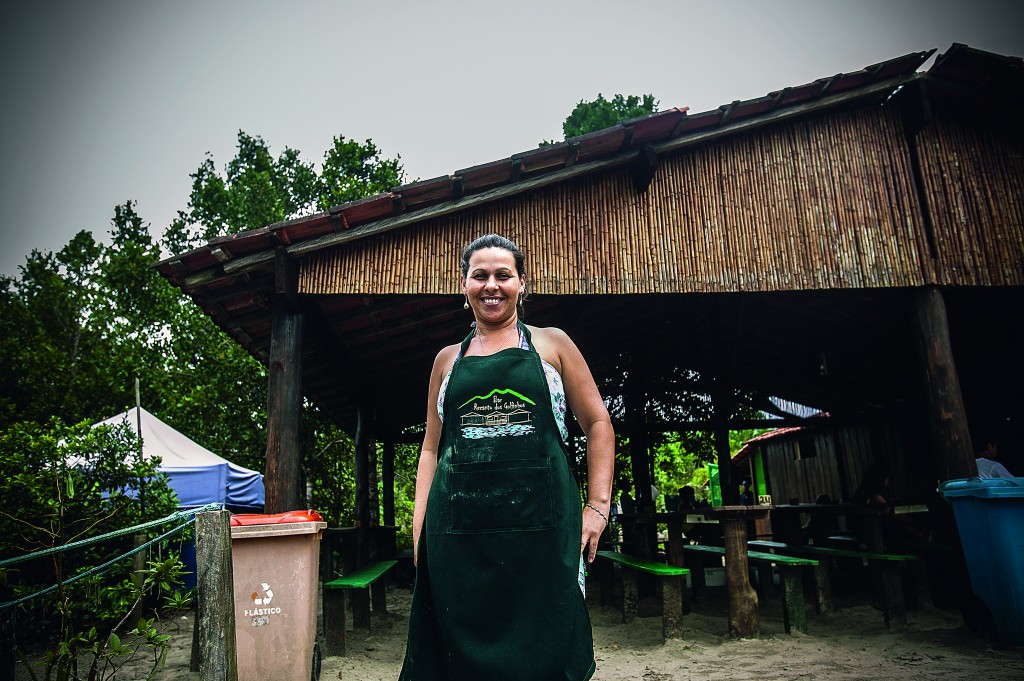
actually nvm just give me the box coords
[624,507,776,637]
[769,503,928,552]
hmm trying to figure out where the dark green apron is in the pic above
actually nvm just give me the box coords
[400,324,595,681]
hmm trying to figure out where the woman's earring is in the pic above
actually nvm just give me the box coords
[463,296,470,310]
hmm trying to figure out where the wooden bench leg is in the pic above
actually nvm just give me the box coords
[880,563,907,631]
[661,575,685,640]
[779,565,807,634]
[813,563,833,615]
[597,559,615,607]
[687,553,707,601]
[371,581,387,618]
[323,589,347,656]
[755,563,774,601]
[353,589,372,631]
[622,569,639,623]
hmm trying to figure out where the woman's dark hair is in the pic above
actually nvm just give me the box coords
[460,234,528,315]
[460,234,526,277]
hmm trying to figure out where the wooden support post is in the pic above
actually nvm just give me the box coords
[355,405,373,557]
[195,510,237,681]
[715,509,762,638]
[126,533,148,629]
[627,356,652,508]
[626,353,656,562]
[911,287,975,481]
[382,441,396,529]
[711,371,737,506]
[264,296,304,513]
[1,609,14,681]
[353,405,374,627]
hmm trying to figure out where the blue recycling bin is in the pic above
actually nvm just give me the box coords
[939,477,1024,645]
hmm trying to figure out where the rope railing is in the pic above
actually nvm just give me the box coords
[0,502,222,569]
[0,502,223,610]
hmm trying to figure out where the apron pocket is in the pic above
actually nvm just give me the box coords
[448,459,554,533]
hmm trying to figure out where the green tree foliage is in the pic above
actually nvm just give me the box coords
[0,201,207,430]
[166,131,405,254]
[0,418,180,648]
[160,130,405,509]
[1,131,404,483]
[541,93,659,145]
[592,359,769,509]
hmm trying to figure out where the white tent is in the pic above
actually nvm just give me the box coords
[94,407,265,510]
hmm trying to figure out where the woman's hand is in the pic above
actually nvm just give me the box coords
[580,503,609,563]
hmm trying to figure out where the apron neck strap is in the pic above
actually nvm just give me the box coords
[459,320,529,356]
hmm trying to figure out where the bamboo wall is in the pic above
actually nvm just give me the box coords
[299,105,1014,295]
[915,111,1024,286]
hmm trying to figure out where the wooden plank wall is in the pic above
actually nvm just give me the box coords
[762,423,908,506]
[915,111,1024,287]
[299,104,1016,296]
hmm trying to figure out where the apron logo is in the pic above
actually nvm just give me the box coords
[458,387,535,409]
[460,389,536,439]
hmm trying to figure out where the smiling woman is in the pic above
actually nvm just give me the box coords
[398,234,615,681]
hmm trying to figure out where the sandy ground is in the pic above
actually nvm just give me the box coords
[20,576,1024,681]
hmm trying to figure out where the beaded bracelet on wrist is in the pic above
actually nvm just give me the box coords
[585,502,608,524]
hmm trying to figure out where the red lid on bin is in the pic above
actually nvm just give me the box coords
[229,509,324,526]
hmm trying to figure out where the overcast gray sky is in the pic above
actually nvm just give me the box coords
[2,0,1022,278]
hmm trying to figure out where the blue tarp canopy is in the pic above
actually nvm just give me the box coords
[93,407,264,511]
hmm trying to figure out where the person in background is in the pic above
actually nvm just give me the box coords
[400,234,614,681]
[802,493,839,545]
[849,465,890,506]
[976,438,1013,478]
[739,479,755,505]
[617,479,636,515]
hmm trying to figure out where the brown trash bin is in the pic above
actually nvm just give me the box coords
[230,510,327,681]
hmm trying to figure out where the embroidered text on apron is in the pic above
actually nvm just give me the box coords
[399,324,595,680]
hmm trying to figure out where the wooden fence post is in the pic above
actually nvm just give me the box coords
[195,510,237,681]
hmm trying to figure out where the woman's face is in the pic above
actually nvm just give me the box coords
[461,247,525,325]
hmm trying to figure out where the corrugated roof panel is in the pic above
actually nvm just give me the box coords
[334,194,396,226]
[514,143,572,175]
[626,107,689,144]
[390,176,455,208]
[276,214,334,244]
[574,127,628,162]
[457,158,518,192]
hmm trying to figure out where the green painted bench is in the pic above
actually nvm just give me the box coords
[322,560,398,655]
[749,540,919,630]
[596,550,689,640]
[681,544,817,634]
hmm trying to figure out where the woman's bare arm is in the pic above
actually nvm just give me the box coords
[412,344,458,565]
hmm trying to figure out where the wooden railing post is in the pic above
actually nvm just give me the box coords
[195,510,237,681]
